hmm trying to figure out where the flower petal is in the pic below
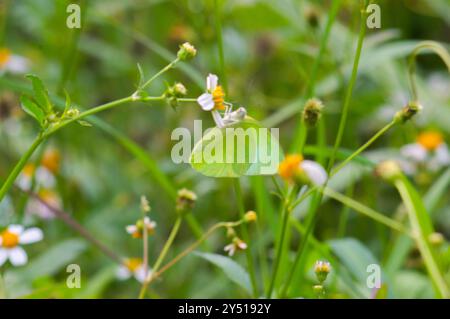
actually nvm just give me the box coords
[301,160,328,185]
[7,224,24,235]
[197,93,214,111]
[434,144,450,166]
[400,143,427,162]
[0,249,8,266]
[116,266,131,280]
[126,225,137,234]
[19,228,43,244]
[6,55,29,74]
[206,73,218,91]
[8,247,28,266]
[134,266,150,283]
[36,167,56,189]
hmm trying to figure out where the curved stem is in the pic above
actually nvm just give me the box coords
[407,41,450,102]
[140,58,180,90]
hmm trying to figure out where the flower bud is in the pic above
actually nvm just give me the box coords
[314,260,331,283]
[66,108,79,118]
[375,160,402,182]
[394,101,422,123]
[176,188,197,215]
[429,232,444,246]
[141,195,151,213]
[302,98,323,127]
[177,42,197,61]
[244,210,257,223]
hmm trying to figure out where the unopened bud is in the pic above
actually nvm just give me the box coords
[302,98,323,127]
[176,188,197,214]
[375,160,402,182]
[314,260,331,283]
[244,211,257,223]
[394,101,422,123]
[177,42,197,61]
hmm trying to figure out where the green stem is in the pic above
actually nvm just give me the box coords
[139,216,183,299]
[266,204,290,298]
[407,41,450,102]
[214,0,227,92]
[0,134,45,202]
[282,3,369,296]
[233,179,258,297]
[290,0,342,152]
[140,58,180,90]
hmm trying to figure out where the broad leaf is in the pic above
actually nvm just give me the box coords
[25,74,53,114]
[190,117,282,177]
[20,95,45,126]
[194,252,252,295]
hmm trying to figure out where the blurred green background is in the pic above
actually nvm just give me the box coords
[0,0,449,298]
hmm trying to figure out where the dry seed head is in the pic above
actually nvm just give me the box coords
[140,195,151,213]
[394,101,422,123]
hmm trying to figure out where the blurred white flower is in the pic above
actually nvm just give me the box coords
[0,225,43,267]
[17,163,56,191]
[0,48,29,74]
[125,216,157,238]
[224,237,247,256]
[116,258,151,283]
[278,154,328,186]
[400,131,450,174]
[26,189,62,220]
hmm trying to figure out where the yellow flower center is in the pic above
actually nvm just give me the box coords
[1,230,19,248]
[278,154,303,181]
[0,48,11,67]
[212,85,225,110]
[417,131,443,151]
[125,258,142,272]
[39,189,57,202]
[41,149,61,173]
[23,163,36,178]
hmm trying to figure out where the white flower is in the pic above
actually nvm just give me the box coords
[116,258,151,283]
[300,160,328,186]
[197,74,245,128]
[17,164,56,191]
[0,225,43,267]
[224,237,247,256]
[400,131,450,174]
[0,48,29,74]
[126,216,157,238]
[278,154,328,186]
[26,189,61,220]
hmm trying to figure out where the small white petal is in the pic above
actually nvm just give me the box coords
[224,244,235,256]
[0,249,7,266]
[116,266,131,280]
[19,228,43,244]
[7,224,24,235]
[126,225,137,234]
[397,159,417,175]
[134,266,150,283]
[301,160,328,185]
[35,167,56,188]
[197,93,215,111]
[434,144,450,166]
[238,242,247,250]
[6,55,29,74]
[400,143,427,162]
[8,247,28,266]
[206,73,218,92]
[17,174,32,191]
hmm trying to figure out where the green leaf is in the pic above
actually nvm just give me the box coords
[25,74,53,114]
[20,95,45,126]
[63,89,71,115]
[394,175,450,298]
[190,117,282,177]
[78,120,92,127]
[194,252,252,295]
[136,63,145,88]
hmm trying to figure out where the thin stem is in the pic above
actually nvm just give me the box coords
[214,0,227,92]
[23,188,123,264]
[281,2,369,296]
[139,216,183,298]
[142,217,149,280]
[0,135,45,202]
[140,58,180,90]
[139,220,244,296]
[407,41,450,102]
[290,0,342,152]
[233,179,258,297]
[266,204,289,298]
